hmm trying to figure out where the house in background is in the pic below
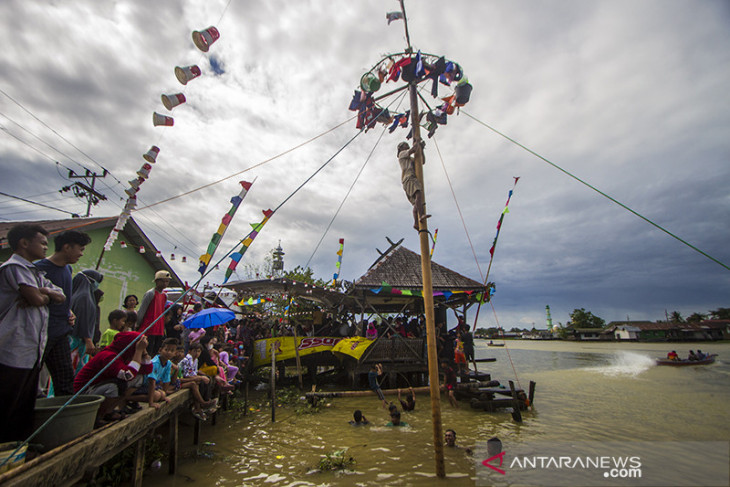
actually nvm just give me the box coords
[0,217,181,332]
[568,328,610,341]
[604,320,730,341]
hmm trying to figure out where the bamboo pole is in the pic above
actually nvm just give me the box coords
[398,0,444,476]
[288,296,304,389]
[271,341,276,422]
[304,380,499,399]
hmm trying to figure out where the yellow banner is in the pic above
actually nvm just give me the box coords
[331,336,375,361]
[253,336,344,367]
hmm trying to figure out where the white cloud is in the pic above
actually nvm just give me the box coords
[1,0,728,327]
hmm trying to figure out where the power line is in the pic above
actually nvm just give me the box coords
[0,191,81,217]
[463,110,730,272]
[0,87,113,179]
[0,109,91,174]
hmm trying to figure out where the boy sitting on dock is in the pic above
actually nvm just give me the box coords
[178,343,217,420]
[130,338,179,409]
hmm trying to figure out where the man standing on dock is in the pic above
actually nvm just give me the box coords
[137,270,172,356]
[0,225,65,442]
[35,230,91,396]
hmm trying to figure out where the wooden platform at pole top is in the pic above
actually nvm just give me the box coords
[0,390,193,487]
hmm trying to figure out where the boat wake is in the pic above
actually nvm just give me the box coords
[587,351,655,377]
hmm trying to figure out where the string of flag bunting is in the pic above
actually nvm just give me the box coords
[489,177,520,258]
[430,228,438,257]
[224,209,275,283]
[369,281,492,304]
[236,297,272,307]
[199,180,254,275]
[331,238,344,287]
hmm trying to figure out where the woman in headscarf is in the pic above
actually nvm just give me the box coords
[70,269,103,374]
[165,303,184,342]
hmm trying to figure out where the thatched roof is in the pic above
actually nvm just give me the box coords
[347,244,489,314]
[353,245,484,290]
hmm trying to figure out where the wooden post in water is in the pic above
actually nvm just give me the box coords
[132,437,146,487]
[399,0,445,477]
[244,380,249,416]
[271,341,277,422]
[509,380,523,423]
[168,411,179,474]
[528,380,536,409]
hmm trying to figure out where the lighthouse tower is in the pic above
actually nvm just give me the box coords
[271,241,285,278]
[546,305,553,331]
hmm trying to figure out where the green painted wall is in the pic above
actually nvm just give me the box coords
[1,227,161,333]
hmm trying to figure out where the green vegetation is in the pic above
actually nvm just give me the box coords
[316,448,356,471]
[568,308,606,328]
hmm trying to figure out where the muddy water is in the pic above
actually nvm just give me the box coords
[144,341,730,486]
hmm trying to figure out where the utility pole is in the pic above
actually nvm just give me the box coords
[62,169,108,217]
[399,0,445,478]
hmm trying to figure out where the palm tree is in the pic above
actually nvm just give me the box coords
[686,312,706,323]
[669,311,684,323]
[709,308,730,320]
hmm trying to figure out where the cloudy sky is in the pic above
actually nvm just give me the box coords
[1,0,728,328]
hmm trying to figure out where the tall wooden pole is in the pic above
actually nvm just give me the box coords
[288,296,304,389]
[270,341,276,422]
[399,0,445,478]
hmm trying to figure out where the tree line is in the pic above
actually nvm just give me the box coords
[474,307,730,338]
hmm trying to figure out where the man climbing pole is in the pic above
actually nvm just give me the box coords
[397,139,430,230]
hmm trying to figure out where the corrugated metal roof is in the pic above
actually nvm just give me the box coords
[0,216,182,286]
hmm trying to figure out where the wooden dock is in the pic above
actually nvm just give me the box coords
[0,389,205,487]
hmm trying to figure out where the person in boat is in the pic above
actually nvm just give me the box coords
[396,139,430,231]
[666,350,679,361]
[696,350,706,360]
[349,409,369,426]
[687,350,698,361]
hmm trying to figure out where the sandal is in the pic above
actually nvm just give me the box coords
[192,410,208,421]
[103,411,127,422]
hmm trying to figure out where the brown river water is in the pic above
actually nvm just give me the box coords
[144,340,730,486]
